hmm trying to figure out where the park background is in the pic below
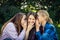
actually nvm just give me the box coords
[0,0,60,40]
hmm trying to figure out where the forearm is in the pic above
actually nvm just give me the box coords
[25,30,29,40]
[18,30,26,40]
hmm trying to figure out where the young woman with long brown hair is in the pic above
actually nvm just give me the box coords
[1,13,27,40]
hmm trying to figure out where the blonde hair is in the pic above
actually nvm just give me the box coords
[37,10,53,24]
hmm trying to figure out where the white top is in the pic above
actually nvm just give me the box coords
[0,22,26,40]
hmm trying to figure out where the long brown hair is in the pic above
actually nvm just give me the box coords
[1,12,25,35]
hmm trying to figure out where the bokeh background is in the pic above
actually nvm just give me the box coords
[0,0,60,40]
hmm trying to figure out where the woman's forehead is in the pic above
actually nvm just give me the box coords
[29,15,35,18]
[23,15,26,18]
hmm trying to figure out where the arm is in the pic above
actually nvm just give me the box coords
[36,25,57,40]
[6,22,18,39]
[17,30,26,40]
[6,22,26,40]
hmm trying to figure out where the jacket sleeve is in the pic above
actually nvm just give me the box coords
[17,30,26,40]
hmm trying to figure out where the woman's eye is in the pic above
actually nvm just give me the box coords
[33,19,35,20]
[29,18,31,20]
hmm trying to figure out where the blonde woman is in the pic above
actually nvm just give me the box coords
[1,13,27,40]
[36,10,58,40]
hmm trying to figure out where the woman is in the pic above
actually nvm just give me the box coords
[1,13,27,40]
[36,10,58,40]
[25,12,37,40]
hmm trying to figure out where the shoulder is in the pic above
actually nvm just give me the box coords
[29,27,36,35]
[49,23,55,28]
[46,23,55,30]
[31,27,36,32]
[5,22,15,30]
[7,22,14,26]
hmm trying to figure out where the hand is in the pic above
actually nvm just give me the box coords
[36,19,41,32]
[22,21,27,31]
[25,22,34,40]
[27,22,34,32]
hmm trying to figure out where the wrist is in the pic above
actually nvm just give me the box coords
[36,28,40,32]
[27,29,30,32]
[26,30,29,33]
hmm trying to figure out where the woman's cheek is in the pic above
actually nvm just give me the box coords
[28,21,30,24]
[22,20,25,24]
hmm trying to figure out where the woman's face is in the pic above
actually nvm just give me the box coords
[28,15,35,25]
[37,13,46,23]
[21,15,27,26]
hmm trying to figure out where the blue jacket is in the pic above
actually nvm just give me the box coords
[36,22,58,40]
